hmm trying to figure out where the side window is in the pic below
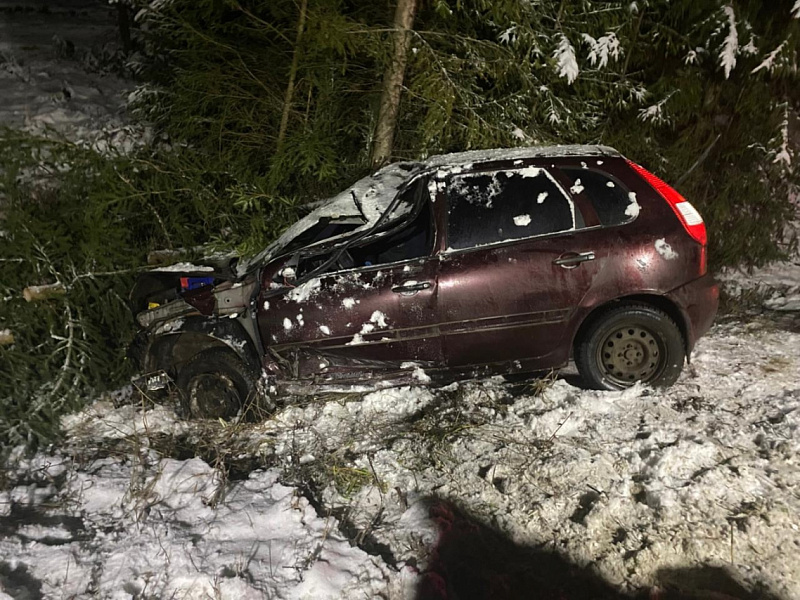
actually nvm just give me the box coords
[349,197,432,267]
[446,168,574,250]
[562,168,636,227]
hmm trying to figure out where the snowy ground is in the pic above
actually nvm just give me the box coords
[2,5,799,599]
[2,316,798,599]
[720,260,800,312]
[0,0,140,149]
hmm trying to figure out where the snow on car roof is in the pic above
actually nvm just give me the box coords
[421,144,621,168]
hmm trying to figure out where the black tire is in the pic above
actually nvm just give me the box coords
[176,348,258,420]
[575,304,685,390]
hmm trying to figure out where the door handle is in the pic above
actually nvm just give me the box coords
[392,281,432,295]
[553,251,596,268]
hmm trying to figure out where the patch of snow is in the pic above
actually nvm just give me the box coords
[370,310,388,328]
[554,34,579,84]
[287,277,322,303]
[625,192,641,217]
[654,238,679,259]
[517,165,543,178]
[152,262,215,273]
[570,179,584,195]
[537,191,549,204]
[719,5,739,79]
[411,367,431,383]
[498,26,517,45]
[296,313,304,326]
[0,6,140,149]
[639,93,675,124]
[742,36,758,56]
[0,450,394,598]
[719,260,800,311]
[581,32,621,69]
[283,317,293,330]
[751,41,787,74]
[772,105,792,168]
[62,400,186,440]
[606,181,615,188]
[347,333,365,346]
[263,300,270,310]
[342,298,357,309]
[319,325,331,335]
[513,214,532,227]
[511,126,527,140]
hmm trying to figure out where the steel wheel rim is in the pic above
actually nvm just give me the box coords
[188,373,239,418]
[596,324,664,387]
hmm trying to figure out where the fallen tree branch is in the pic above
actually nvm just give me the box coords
[23,282,66,302]
[0,329,14,346]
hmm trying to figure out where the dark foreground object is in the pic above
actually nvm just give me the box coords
[414,499,783,600]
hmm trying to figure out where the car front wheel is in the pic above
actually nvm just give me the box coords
[575,304,685,390]
[176,349,259,420]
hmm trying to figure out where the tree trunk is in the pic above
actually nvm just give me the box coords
[277,0,309,151]
[371,0,418,167]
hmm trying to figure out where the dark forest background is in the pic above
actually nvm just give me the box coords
[1,0,798,446]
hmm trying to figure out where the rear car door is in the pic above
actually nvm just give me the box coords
[436,163,604,371]
[257,179,443,384]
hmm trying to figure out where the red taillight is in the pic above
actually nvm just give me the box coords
[627,160,707,247]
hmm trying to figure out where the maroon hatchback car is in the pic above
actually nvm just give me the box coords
[131,145,719,419]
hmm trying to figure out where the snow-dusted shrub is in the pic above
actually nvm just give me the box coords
[0,130,300,449]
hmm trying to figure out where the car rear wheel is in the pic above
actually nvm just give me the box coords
[575,304,685,390]
[176,349,259,420]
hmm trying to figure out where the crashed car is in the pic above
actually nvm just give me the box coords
[130,145,719,419]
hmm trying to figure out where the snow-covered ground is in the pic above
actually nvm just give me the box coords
[0,0,139,149]
[2,4,799,599]
[720,260,800,312]
[2,318,798,599]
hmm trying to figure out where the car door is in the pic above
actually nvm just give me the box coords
[257,179,444,383]
[436,162,604,371]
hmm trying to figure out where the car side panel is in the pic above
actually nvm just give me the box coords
[437,231,605,370]
[256,258,443,382]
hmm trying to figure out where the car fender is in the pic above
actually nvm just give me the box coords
[143,315,261,375]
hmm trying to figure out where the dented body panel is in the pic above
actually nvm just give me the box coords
[131,145,718,392]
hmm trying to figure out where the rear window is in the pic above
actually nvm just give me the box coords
[446,168,575,250]
[562,168,636,227]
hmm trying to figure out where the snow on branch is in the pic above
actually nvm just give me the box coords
[773,104,793,170]
[793,0,800,18]
[581,32,621,69]
[751,41,787,74]
[498,26,517,45]
[719,5,738,79]
[638,92,676,125]
[554,34,579,84]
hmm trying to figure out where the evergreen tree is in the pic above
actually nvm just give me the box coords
[2,0,799,448]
